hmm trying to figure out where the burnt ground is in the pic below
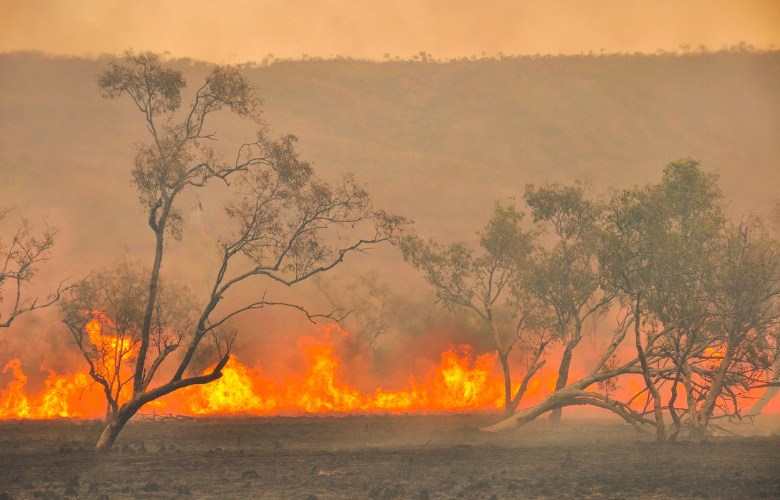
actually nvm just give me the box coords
[0,414,778,499]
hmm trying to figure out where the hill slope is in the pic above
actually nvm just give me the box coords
[0,50,778,286]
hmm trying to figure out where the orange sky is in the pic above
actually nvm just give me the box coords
[1,0,778,62]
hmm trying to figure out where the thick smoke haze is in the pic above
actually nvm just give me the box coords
[1,51,779,395]
[1,0,779,62]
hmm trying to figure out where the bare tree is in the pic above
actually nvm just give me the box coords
[0,209,63,328]
[402,203,547,414]
[74,52,404,451]
[315,271,399,357]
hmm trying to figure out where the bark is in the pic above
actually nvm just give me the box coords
[134,225,166,395]
[486,386,578,431]
[483,385,654,432]
[483,358,642,432]
[498,350,513,415]
[682,363,706,440]
[95,402,141,452]
[694,343,736,439]
[668,373,682,441]
[509,342,548,411]
[95,354,230,451]
[746,386,780,416]
[633,296,666,440]
[549,342,575,424]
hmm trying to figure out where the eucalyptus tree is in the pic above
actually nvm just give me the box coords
[635,161,728,439]
[600,186,671,439]
[523,182,614,423]
[60,260,195,422]
[77,52,403,451]
[686,220,780,438]
[315,272,401,357]
[402,203,545,414]
[745,201,780,416]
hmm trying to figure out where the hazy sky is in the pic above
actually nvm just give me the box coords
[1,0,778,62]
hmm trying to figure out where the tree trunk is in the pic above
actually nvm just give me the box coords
[668,374,682,441]
[498,351,514,416]
[745,357,778,416]
[746,386,780,416]
[549,343,575,424]
[485,386,577,431]
[682,363,705,441]
[95,403,140,452]
[632,296,666,441]
[134,224,166,395]
[695,344,736,438]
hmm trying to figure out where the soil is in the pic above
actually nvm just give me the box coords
[0,414,778,499]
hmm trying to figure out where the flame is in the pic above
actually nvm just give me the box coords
[184,342,505,415]
[1,325,777,420]
[0,359,100,419]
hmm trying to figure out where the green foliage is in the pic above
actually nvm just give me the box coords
[99,51,185,115]
[401,203,532,315]
[523,182,607,340]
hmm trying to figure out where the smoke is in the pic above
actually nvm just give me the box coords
[2,1,778,61]
[1,52,779,409]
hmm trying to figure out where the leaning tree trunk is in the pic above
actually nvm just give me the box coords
[549,342,575,424]
[485,386,578,431]
[746,386,780,416]
[745,358,780,416]
[95,401,142,452]
[632,296,666,441]
[498,351,514,416]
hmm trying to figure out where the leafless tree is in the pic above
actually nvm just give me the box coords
[0,209,64,328]
[314,271,399,357]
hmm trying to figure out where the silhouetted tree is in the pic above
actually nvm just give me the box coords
[61,260,195,422]
[77,51,403,451]
[402,203,548,414]
[0,209,64,328]
[523,182,614,423]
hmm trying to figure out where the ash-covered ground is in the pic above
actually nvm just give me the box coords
[0,414,778,499]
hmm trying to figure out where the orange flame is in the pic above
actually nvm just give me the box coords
[0,359,99,419]
[183,341,506,415]
[1,326,777,420]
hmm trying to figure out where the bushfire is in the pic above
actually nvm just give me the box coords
[1,323,777,420]
[0,324,553,419]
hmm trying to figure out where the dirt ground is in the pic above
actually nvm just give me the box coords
[0,414,778,499]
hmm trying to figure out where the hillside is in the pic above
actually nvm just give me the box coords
[2,52,778,241]
[0,51,778,370]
